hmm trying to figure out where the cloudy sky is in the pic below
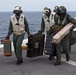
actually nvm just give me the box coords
[0,0,76,12]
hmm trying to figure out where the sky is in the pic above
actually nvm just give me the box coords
[0,0,76,12]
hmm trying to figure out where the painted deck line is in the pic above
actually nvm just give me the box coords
[44,53,76,67]
[61,57,76,67]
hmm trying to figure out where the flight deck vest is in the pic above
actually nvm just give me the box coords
[43,12,55,31]
[54,15,68,32]
[11,14,25,35]
[57,15,67,26]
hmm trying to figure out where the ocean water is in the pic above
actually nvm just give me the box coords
[0,11,76,41]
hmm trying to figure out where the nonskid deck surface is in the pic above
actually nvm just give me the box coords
[0,44,76,75]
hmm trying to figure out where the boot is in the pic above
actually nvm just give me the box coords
[48,55,54,60]
[54,61,61,65]
[16,60,23,65]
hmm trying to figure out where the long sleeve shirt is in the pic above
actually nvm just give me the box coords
[41,17,45,32]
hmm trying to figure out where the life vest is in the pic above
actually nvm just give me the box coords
[11,14,25,35]
[57,14,67,26]
[43,12,55,31]
[49,12,56,26]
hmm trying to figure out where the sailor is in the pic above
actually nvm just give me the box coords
[41,7,56,60]
[53,6,76,65]
[53,6,59,14]
[6,6,30,65]
[41,7,56,33]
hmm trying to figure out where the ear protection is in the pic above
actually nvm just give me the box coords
[59,7,66,14]
[13,10,23,14]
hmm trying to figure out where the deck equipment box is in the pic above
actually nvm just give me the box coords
[3,40,12,56]
[45,33,56,56]
[27,33,45,58]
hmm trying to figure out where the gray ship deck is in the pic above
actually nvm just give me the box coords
[0,44,76,75]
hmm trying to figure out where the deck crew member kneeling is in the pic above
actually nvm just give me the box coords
[6,6,30,65]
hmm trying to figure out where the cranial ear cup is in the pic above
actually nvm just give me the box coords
[20,10,23,13]
[13,10,16,13]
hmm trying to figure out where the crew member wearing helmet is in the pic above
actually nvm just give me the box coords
[41,7,56,60]
[53,6,76,65]
[6,6,30,65]
[53,6,59,14]
[41,7,55,33]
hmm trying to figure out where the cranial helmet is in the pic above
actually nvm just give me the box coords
[13,6,23,14]
[53,6,59,14]
[58,6,66,15]
[54,6,59,10]
[43,7,49,14]
[14,6,21,10]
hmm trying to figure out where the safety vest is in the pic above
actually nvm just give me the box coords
[57,14,67,26]
[43,12,55,31]
[11,14,25,35]
[49,12,55,26]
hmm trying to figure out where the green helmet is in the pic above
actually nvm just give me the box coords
[58,6,66,15]
[53,6,59,14]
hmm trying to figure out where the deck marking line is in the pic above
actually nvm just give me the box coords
[61,57,76,67]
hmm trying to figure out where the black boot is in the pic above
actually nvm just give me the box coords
[54,61,61,65]
[16,60,23,65]
[48,55,54,60]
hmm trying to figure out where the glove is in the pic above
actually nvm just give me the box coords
[5,35,9,40]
